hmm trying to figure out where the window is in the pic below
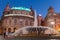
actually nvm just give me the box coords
[8,28,11,33]
[30,20,33,26]
[14,28,16,32]
[4,28,6,32]
[9,19,11,25]
[7,19,9,25]
[20,21,23,25]
[25,20,28,26]
[5,19,7,25]
[14,19,17,25]
[13,11,15,14]
[22,11,26,14]
[17,11,21,14]
[20,19,23,27]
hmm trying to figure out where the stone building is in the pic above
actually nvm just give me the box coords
[0,3,60,36]
[45,6,60,32]
[1,3,43,34]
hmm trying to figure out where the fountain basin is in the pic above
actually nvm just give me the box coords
[7,26,59,37]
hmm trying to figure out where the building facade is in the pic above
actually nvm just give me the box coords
[45,6,60,32]
[0,3,60,35]
[1,3,43,34]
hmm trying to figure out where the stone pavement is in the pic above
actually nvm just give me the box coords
[0,36,60,40]
[0,35,4,40]
[4,37,60,40]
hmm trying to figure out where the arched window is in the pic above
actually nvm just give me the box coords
[14,28,16,32]
[8,28,11,33]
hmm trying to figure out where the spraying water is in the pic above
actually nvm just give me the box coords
[34,10,37,27]
[8,26,59,37]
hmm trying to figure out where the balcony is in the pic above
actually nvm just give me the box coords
[4,14,34,18]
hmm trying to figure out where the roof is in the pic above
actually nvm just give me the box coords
[11,7,31,12]
[52,12,60,18]
[48,6,54,11]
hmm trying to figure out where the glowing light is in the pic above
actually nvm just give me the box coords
[58,29,60,31]
[57,28,60,32]
[50,21,55,25]
[11,7,31,12]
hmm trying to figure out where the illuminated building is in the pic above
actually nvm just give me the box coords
[0,3,60,36]
[1,3,43,35]
[45,6,60,32]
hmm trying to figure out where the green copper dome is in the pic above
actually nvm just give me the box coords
[11,7,31,12]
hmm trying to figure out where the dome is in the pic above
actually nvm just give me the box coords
[11,7,31,12]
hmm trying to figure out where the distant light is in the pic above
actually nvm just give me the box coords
[58,28,60,31]
[39,14,42,16]
[11,7,31,12]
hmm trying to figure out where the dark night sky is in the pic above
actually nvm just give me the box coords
[0,0,60,18]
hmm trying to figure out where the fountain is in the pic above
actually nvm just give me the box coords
[7,10,59,37]
[34,10,37,27]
